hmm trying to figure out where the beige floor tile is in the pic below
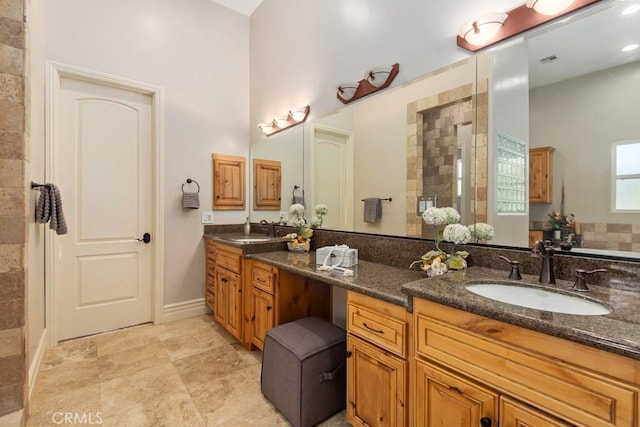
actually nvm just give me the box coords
[173,344,259,392]
[98,340,171,382]
[161,327,235,361]
[40,337,97,371]
[94,323,157,357]
[31,359,101,403]
[154,314,218,341]
[100,362,186,415]
[101,390,204,427]
[26,383,101,427]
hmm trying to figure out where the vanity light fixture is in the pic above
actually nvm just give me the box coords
[458,13,509,46]
[336,63,400,104]
[526,0,575,16]
[258,106,310,137]
[456,0,601,52]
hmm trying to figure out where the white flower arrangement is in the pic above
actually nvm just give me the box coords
[311,204,329,228]
[421,207,448,226]
[467,223,494,242]
[289,203,305,217]
[442,207,461,225]
[443,223,471,245]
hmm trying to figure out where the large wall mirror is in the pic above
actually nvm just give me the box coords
[250,0,640,260]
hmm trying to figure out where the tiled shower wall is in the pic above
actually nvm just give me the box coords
[0,0,27,418]
[406,81,488,237]
[531,220,640,252]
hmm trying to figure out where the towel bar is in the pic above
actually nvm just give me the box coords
[361,197,392,202]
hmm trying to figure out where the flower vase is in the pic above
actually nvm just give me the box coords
[287,240,310,253]
[445,253,467,270]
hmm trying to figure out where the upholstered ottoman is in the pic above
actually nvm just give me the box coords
[261,317,347,427]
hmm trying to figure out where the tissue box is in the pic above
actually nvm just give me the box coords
[316,247,358,267]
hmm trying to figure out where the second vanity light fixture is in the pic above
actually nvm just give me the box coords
[337,63,400,104]
[258,106,310,136]
[457,0,601,52]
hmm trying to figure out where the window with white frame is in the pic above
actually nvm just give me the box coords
[612,140,640,211]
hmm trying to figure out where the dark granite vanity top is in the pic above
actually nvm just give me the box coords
[246,250,640,361]
[205,231,640,360]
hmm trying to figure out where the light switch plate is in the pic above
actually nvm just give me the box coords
[201,211,214,224]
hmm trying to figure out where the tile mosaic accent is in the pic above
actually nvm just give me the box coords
[406,80,488,237]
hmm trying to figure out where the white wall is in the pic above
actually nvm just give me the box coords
[44,0,250,305]
[486,42,530,247]
[249,0,523,145]
[530,61,640,225]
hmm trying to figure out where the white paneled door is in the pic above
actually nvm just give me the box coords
[56,76,154,340]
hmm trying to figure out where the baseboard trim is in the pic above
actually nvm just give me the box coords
[162,298,208,323]
[28,328,48,399]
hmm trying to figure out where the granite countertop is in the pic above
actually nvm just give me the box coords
[246,249,640,360]
[402,266,640,360]
[246,251,425,307]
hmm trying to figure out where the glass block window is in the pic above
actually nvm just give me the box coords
[496,133,527,214]
[613,140,640,212]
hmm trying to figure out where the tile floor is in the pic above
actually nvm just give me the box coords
[25,314,348,427]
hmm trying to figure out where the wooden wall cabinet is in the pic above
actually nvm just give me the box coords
[413,298,640,426]
[212,153,246,210]
[346,292,409,427]
[253,158,281,210]
[528,229,543,248]
[529,146,554,203]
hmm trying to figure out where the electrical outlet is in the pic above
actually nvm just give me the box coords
[201,211,214,224]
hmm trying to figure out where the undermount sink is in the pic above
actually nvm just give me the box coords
[231,237,275,243]
[464,282,612,316]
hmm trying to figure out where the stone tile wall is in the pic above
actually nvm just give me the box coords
[0,0,27,419]
[530,220,640,253]
[406,81,488,237]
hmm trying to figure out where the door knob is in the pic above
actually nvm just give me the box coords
[137,233,151,244]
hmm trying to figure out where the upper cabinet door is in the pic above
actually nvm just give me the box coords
[529,147,554,203]
[212,153,246,210]
[253,158,281,210]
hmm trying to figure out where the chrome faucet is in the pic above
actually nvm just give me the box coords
[532,240,556,284]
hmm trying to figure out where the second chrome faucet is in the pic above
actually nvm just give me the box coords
[532,240,555,284]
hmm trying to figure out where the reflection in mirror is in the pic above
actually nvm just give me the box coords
[249,126,304,225]
[488,0,640,257]
[304,57,480,237]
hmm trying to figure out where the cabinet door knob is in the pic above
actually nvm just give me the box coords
[266,306,272,311]
[346,351,353,358]
[480,417,492,427]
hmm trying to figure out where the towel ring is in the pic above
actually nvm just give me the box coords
[182,178,200,193]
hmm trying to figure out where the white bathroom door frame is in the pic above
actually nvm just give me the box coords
[45,61,165,345]
[308,123,354,231]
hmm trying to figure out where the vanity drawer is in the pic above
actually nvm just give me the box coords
[206,240,217,261]
[347,292,407,358]
[215,244,243,273]
[414,299,639,427]
[251,261,276,295]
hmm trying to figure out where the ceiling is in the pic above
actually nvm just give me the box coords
[209,0,264,16]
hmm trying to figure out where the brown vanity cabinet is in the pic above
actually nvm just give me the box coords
[213,243,244,340]
[245,260,277,350]
[413,298,640,426]
[205,241,216,311]
[346,292,409,427]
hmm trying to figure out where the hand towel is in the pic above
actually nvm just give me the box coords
[292,188,305,206]
[182,192,200,209]
[363,198,382,223]
[35,184,68,235]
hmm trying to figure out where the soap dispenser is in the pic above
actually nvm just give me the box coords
[244,217,251,235]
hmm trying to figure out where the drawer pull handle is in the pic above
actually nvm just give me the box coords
[363,323,384,334]
[257,277,266,282]
[449,386,463,394]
